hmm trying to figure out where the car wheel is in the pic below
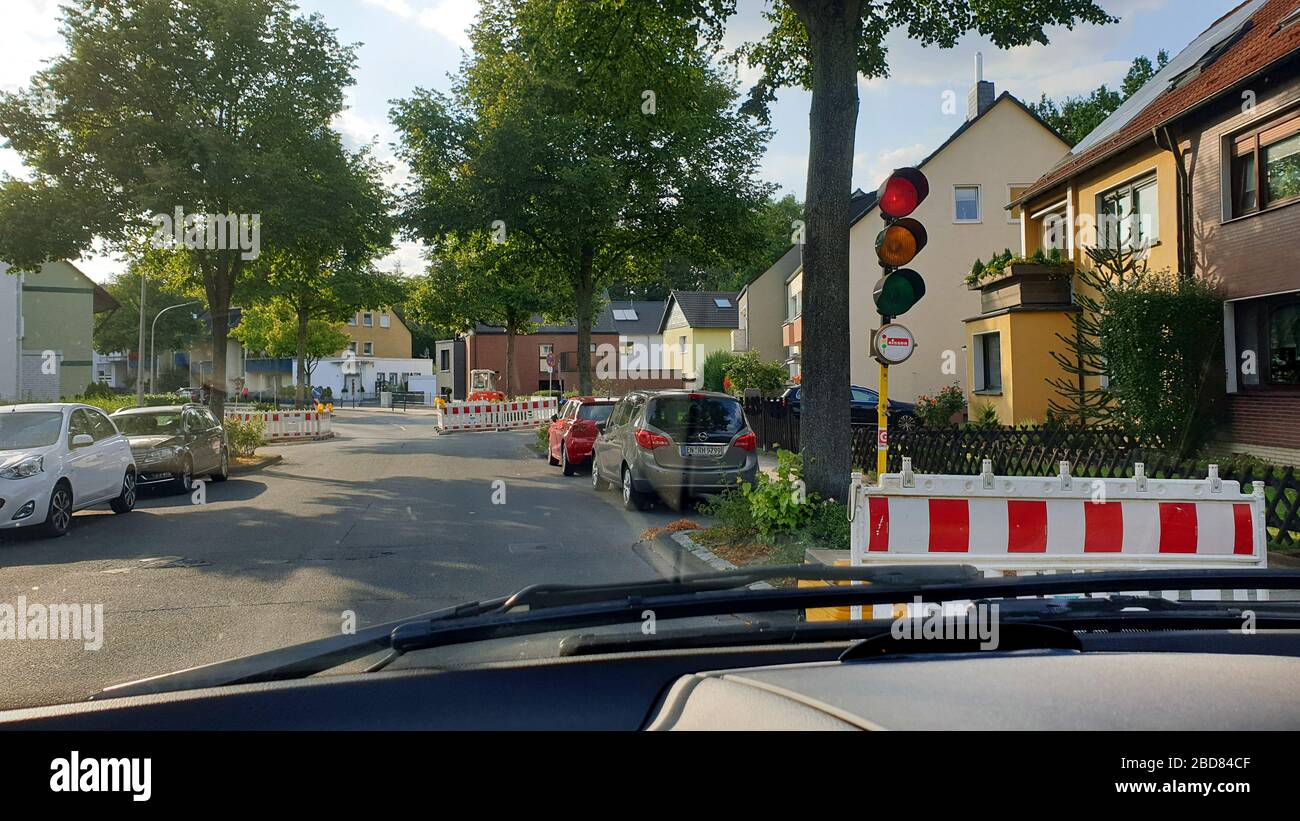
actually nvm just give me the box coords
[211,448,230,482]
[561,440,576,476]
[895,413,917,432]
[547,443,559,466]
[592,460,610,491]
[109,468,137,514]
[173,457,194,494]
[621,465,650,511]
[38,482,74,538]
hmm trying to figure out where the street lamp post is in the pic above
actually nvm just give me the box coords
[151,301,200,397]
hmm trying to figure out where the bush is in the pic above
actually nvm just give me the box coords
[914,383,966,427]
[740,449,818,535]
[805,499,850,550]
[535,421,552,452]
[82,382,117,399]
[223,416,265,457]
[701,350,737,393]
[968,402,1000,429]
[76,393,181,414]
[723,350,787,397]
[697,485,757,533]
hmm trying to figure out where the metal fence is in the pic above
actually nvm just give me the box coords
[741,398,1300,550]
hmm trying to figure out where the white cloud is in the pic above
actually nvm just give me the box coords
[0,0,63,93]
[379,240,428,276]
[417,0,479,50]
[362,0,416,18]
[858,143,928,192]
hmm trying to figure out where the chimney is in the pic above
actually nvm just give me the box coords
[967,52,995,121]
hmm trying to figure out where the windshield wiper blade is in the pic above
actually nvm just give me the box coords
[389,568,1300,655]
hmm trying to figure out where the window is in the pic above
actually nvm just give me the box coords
[612,308,638,321]
[363,341,374,355]
[1008,185,1030,223]
[974,333,1002,392]
[346,315,356,326]
[1098,175,1159,250]
[539,343,554,372]
[362,312,373,326]
[87,410,118,441]
[713,297,731,308]
[787,289,801,320]
[439,349,450,371]
[68,409,93,445]
[1231,112,1300,217]
[379,313,391,328]
[348,342,357,353]
[1269,303,1300,385]
[850,387,878,403]
[1041,207,1069,253]
[954,185,981,222]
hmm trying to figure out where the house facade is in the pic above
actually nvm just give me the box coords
[735,246,797,363]
[1,261,119,401]
[343,307,413,358]
[658,291,739,387]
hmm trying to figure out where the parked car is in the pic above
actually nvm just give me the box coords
[779,385,917,428]
[0,403,138,537]
[548,397,616,475]
[111,404,229,492]
[591,390,757,510]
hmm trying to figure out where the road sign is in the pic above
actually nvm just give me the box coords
[872,323,916,365]
[546,352,555,369]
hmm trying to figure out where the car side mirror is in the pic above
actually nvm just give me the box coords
[551,413,559,422]
[595,422,606,432]
[71,433,93,448]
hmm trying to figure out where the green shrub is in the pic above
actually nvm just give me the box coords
[697,485,757,533]
[805,499,850,550]
[740,449,818,535]
[723,350,787,397]
[535,421,552,452]
[82,382,117,398]
[701,350,738,393]
[914,383,966,427]
[968,402,1001,429]
[223,416,265,457]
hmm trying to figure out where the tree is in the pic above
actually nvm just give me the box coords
[243,134,400,406]
[392,0,773,393]
[0,0,360,414]
[1030,50,1169,146]
[94,261,206,389]
[230,301,351,395]
[729,0,1114,498]
[409,234,562,397]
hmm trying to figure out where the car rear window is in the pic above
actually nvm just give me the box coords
[646,396,744,435]
[577,404,614,422]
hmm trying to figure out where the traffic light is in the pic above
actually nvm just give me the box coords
[873,167,929,318]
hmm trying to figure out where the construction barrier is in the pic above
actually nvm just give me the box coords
[225,410,333,441]
[840,458,1268,620]
[434,397,559,433]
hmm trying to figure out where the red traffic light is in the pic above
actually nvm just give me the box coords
[877,167,930,219]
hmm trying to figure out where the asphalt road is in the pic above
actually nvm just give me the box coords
[0,410,686,710]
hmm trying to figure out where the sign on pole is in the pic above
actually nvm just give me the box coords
[872,323,916,365]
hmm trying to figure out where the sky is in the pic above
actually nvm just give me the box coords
[0,0,1242,283]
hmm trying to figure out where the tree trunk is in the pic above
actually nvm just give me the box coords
[575,244,595,394]
[791,0,862,500]
[295,308,309,408]
[203,255,240,417]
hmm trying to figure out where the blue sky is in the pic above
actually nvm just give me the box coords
[0,0,1242,281]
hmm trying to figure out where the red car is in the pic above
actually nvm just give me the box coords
[548,397,617,475]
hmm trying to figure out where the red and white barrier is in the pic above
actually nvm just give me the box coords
[225,410,333,440]
[848,459,1268,617]
[434,397,558,433]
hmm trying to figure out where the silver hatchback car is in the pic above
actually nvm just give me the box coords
[591,390,758,510]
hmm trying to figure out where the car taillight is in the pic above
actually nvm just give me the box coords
[734,432,756,452]
[634,428,671,450]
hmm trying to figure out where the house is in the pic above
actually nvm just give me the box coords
[465,304,684,396]
[342,306,414,359]
[0,261,119,401]
[433,338,465,400]
[784,61,1071,405]
[658,291,740,387]
[996,0,1300,445]
[736,245,798,363]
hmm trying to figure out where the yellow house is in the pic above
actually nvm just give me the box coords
[343,306,413,358]
[658,291,739,387]
[968,77,1191,424]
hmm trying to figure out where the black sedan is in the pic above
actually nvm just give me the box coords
[779,385,917,428]
[111,404,230,492]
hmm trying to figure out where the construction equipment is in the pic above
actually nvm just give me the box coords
[467,369,506,402]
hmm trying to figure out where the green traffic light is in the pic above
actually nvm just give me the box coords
[872,268,926,317]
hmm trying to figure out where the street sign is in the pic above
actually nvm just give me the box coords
[872,323,916,365]
[546,352,555,369]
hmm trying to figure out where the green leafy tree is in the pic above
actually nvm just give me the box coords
[1030,50,1169,146]
[727,0,1115,498]
[0,0,360,414]
[392,0,773,394]
[94,264,205,389]
[230,301,351,398]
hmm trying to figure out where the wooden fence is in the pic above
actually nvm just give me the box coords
[741,398,1300,550]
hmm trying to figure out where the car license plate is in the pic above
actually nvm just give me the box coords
[681,444,724,457]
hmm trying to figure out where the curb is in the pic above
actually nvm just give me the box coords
[230,453,283,475]
[636,530,773,589]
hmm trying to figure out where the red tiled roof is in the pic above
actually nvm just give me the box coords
[1015,0,1300,206]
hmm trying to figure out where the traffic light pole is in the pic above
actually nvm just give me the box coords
[876,314,889,479]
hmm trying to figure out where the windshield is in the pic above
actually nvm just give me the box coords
[0,412,63,449]
[577,404,613,422]
[1,0,1297,724]
[113,413,183,436]
[646,396,745,436]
